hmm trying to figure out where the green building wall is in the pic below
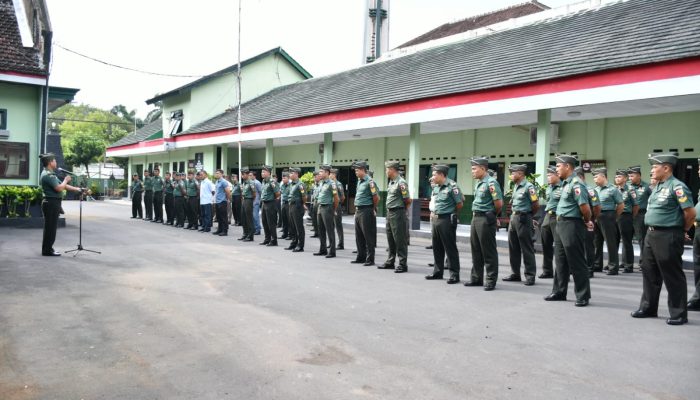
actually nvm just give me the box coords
[0,82,42,186]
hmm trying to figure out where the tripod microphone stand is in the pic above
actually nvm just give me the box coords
[65,188,101,257]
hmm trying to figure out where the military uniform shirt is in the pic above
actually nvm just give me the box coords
[152,176,164,191]
[40,169,62,198]
[311,183,320,203]
[695,189,700,222]
[355,176,379,206]
[472,176,502,213]
[143,176,153,191]
[317,179,337,205]
[242,179,256,199]
[544,182,562,212]
[644,176,693,227]
[585,183,600,208]
[289,180,305,204]
[131,180,144,193]
[186,179,198,197]
[261,178,280,201]
[164,179,174,195]
[386,176,409,209]
[334,179,345,203]
[173,181,185,198]
[631,181,652,210]
[596,184,622,211]
[557,176,589,218]
[280,182,290,203]
[511,180,538,212]
[231,182,241,196]
[619,183,638,213]
[432,179,463,215]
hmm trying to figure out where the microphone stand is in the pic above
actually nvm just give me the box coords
[65,186,101,257]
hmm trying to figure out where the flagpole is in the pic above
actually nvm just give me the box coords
[236,0,242,178]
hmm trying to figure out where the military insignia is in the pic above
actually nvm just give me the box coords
[679,197,688,203]
[574,187,581,196]
[675,187,684,197]
[271,182,276,188]
[399,183,406,191]
[453,187,459,195]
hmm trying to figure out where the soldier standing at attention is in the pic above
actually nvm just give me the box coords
[231,174,242,226]
[260,166,281,246]
[577,167,601,277]
[213,169,231,236]
[465,157,503,290]
[544,155,592,307]
[309,171,321,238]
[631,153,695,325]
[173,173,186,228]
[351,161,379,266]
[164,172,175,225]
[425,164,463,284]
[286,168,306,252]
[131,173,143,219]
[330,169,345,250]
[238,168,256,242]
[615,169,639,274]
[39,153,86,256]
[151,168,164,223]
[186,171,200,230]
[539,166,561,279]
[143,170,154,221]
[593,168,623,274]
[314,164,339,258]
[504,164,539,286]
[280,171,291,240]
[380,161,412,273]
[688,158,700,312]
[628,165,652,270]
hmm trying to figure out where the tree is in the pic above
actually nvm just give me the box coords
[64,132,104,177]
[144,101,163,123]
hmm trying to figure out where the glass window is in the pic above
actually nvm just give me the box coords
[0,142,29,179]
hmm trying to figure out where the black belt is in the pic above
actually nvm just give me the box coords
[43,197,62,202]
[357,205,373,209]
[263,200,275,203]
[473,211,488,216]
[435,213,452,219]
[557,216,581,221]
[601,210,616,213]
[153,190,162,193]
[319,204,331,207]
[513,211,531,215]
[648,226,680,231]
[145,189,153,192]
[388,207,405,211]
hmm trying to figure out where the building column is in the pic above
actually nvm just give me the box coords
[408,123,421,230]
[220,146,228,174]
[323,133,333,165]
[535,109,551,186]
[265,139,274,168]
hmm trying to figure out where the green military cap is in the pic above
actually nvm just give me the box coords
[574,167,585,177]
[555,154,578,166]
[508,164,527,173]
[240,167,250,173]
[615,168,628,177]
[627,165,642,174]
[432,164,449,174]
[648,153,678,166]
[592,167,607,176]
[281,171,289,177]
[352,161,369,170]
[39,152,55,160]
[289,167,301,174]
[330,168,339,174]
[319,164,332,172]
[546,166,557,174]
[470,156,489,166]
[312,170,320,176]
[261,165,272,172]
[384,160,400,169]
[488,169,497,177]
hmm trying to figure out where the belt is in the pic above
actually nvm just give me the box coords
[263,200,275,203]
[639,209,647,214]
[557,216,581,221]
[648,226,680,231]
[601,210,616,213]
[145,189,153,192]
[356,205,373,209]
[513,211,531,215]
[153,190,162,193]
[319,204,331,207]
[546,210,556,215]
[473,211,489,216]
[435,213,452,219]
[388,207,405,211]
[43,197,62,202]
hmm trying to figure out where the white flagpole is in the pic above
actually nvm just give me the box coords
[236,0,242,178]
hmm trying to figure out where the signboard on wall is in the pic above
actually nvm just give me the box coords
[581,159,606,173]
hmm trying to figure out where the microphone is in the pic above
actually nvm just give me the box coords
[57,167,77,176]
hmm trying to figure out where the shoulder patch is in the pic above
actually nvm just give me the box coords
[674,187,684,197]
[574,187,581,196]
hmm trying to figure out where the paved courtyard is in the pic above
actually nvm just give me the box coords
[0,201,698,400]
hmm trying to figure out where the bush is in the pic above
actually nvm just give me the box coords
[0,185,43,217]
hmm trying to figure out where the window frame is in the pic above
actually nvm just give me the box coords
[0,141,30,179]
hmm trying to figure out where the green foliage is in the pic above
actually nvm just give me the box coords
[0,186,42,217]
[300,171,315,193]
[64,132,104,173]
[89,182,101,197]
[118,179,128,190]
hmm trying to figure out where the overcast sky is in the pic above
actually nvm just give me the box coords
[46,0,573,119]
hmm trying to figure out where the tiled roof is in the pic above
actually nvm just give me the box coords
[397,1,549,49]
[109,118,162,148]
[0,0,46,75]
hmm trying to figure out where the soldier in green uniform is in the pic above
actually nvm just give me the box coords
[309,171,321,238]
[425,164,463,284]
[280,171,291,240]
[185,170,200,230]
[628,165,652,270]
[260,165,281,246]
[380,161,412,272]
[143,170,154,221]
[631,153,695,325]
[286,168,306,252]
[173,172,186,227]
[539,166,561,279]
[238,168,256,242]
[164,172,175,225]
[689,158,700,312]
[231,174,242,226]
[504,164,539,285]
[314,164,339,258]
[131,173,144,219]
[464,157,503,290]
[593,168,623,274]
[577,167,601,277]
[544,154,592,307]
[351,161,380,266]
[151,168,164,223]
[39,153,85,256]
[330,169,345,250]
[615,169,639,273]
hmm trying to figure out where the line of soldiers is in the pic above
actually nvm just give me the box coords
[129,153,699,326]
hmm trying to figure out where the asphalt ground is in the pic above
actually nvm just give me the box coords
[0,201,698,400]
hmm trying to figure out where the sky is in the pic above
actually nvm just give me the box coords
[46,0,574,119]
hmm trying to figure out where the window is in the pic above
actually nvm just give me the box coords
[0,142,29,179]
[167,110,183,137]
[0,109,7,130]
[178,161,185,173]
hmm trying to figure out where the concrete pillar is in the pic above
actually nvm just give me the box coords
[408,123,421,230]
[220,145,228,173]
[323,133,333,165]
[265,139,274,167]
[535,109,552,186]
